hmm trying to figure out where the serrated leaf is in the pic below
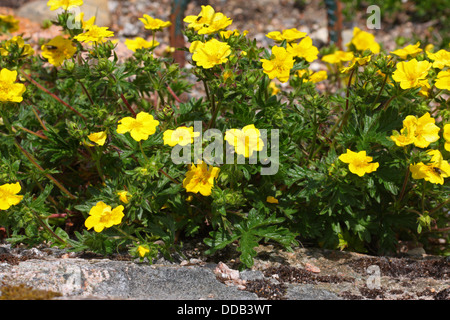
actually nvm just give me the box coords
[204,230,239,254]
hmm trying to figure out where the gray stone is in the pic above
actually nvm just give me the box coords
[16,0,111,27]
[310,27,328,45]
[239,270,265,281]
[0,258,258,300]
[285,284,342,300]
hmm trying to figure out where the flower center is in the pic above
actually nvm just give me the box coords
[129,119,144,131]
[98,209,112,224]
[0,80,12,95]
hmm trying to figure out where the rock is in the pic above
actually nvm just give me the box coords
[214,262,247,290]
[0,258,258,300]
[239,270,265,281]
[120,21,139,36]
[0,246,9,254]
[304,263,321,273]
[16,0,112,28]
[310,27,328,45]
[285,284,342,300]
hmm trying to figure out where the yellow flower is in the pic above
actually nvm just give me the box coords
[435,70,450,90]
[338,149,379,177]
[47,0,83,11]
[427,49,450,69]
[0,14,19,32]
[410,150,450,185]
[286,36,319,62]
[390,41,422,59]
[87,131,107,146]
[183,161,220,196]
[410,113,440,148]
[225,124,264,158]
[139,14,171,31]
[137,245,150,258]
[266,196,279,204]
[424,44,434,52]
[184,5,232,35]
[390,128,416,147]
[0,182,23,211]
[220,29,247,40]
[309,70,328,83]
[260,45,295,83]
[348,27,380,54]
[0,36,35,58]
[391,113,440,148]
[125,37,159,52]
[340,55,372,73]
[190,38,231,69]
[268,81,280,95]
[266,28,307,43]
[76,12,96,30]
[297,69,327,83]
[41,36,77,67]
[322,50,354,64]
[392,58,431,90]
[117,190,131,204]
[74,25,114,44]
[85,201,124,233]
[0,68,26,103]
[163,126,199,147]
[443,124,450,152]
[417,79,431,97]
[117,112,159,142]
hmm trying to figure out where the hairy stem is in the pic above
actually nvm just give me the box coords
[20,70,87,121]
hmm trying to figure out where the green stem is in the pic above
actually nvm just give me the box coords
[159,168,180,184]
[156,90,166,109]
[371,72,388,110]
[20,70,87,122]
[109,74,137,116]
[0,109,76,199]
[203,79,215,115]
[207,101,222,129]
[382,95,396,111]
[30,208,68,246]
[31,105,48,131]
[139,141,149,163]
[79,81,94,105]
[429,199,450,215]
[84,145,106,184]
[15,141,77,199]
[421,180,427,214]
[310,69,356,159]
[308,107,318,161]
[342,68,356,124]
[114,226,139,242]
[398,166,410,204]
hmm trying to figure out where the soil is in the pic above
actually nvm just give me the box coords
[196,242,450,300]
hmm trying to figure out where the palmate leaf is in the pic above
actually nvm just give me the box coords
[205,209,298,268]
[204,230,239,254]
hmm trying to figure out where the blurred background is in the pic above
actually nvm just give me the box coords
[1,0,449,55]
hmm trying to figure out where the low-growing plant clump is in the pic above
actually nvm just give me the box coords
[0,1,448,269]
